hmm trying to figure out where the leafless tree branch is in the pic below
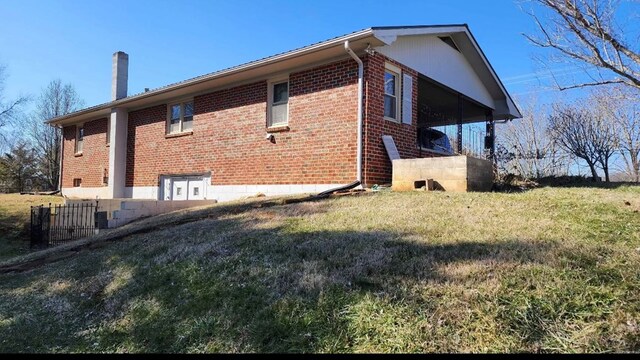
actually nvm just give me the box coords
[524,0,640,90]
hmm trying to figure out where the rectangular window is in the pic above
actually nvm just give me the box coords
[106,118,110,145]
[384,64,401,122]
[268,80,289,127]
[167,100,194,134]
[75,126,84,153]
[183,101,193,131]
[73,178,82,187]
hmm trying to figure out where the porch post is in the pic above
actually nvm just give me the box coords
[485,111,496,164]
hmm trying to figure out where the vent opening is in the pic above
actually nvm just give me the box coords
[439,36,460,52]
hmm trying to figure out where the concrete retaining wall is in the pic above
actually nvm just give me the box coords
[391,155,493,192]
[65,199,217,228]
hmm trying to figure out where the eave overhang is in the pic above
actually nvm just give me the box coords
[48,24,521,126]
[48,29,383,126]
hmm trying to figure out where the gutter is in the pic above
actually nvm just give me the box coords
[344,40,364,184]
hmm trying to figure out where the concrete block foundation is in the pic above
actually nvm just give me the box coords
[391,155,494,192]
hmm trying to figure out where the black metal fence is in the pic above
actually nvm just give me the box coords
[30,202,98,248]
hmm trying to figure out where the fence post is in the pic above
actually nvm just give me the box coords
[29,206,38,248]
[30,205,51,249]
[94,200,100,234]
[43,206,51,247]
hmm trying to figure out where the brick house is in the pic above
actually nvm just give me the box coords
[48,25,521,202]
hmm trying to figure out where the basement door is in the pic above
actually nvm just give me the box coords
[163,177,205,201]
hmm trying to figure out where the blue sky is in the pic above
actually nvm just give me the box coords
[1,0,572,111]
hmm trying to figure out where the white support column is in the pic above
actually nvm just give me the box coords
[108,108,128,198]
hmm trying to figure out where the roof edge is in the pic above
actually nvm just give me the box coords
[371,24,468,30]
[372,24,521,119]
[462,27,522,119]
[48,27,376,125]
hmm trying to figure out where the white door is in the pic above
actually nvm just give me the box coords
[187,179,204,200]
[172,179,188,201]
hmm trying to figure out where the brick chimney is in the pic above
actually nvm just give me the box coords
[111,51,128,101]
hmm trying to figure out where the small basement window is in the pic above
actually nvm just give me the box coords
[167,100,194,134]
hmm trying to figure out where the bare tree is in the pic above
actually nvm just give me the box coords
[524,0,640,91]
[548,103,617,181]
[591,109,618,182]
[28,79,84,190]
[0,65,29,144]
[592,86,640,182]
[498,98,570,178]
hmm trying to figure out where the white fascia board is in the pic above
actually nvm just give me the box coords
[457,28,522,119]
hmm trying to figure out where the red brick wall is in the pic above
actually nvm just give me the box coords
[126,59,359,187]
[362,54,421,186]
[62,56,434,191]
[61,118,109,187]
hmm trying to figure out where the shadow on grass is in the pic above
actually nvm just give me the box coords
[0,211,31,261]
[536,176,639,189]
[493,175,640,194]
[0,196,630,353]
[85,235,552,352]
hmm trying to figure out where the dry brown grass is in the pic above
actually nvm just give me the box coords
[0,186,639,353]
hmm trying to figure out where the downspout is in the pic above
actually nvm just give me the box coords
[56,124,64,194]
[344,40,363,184]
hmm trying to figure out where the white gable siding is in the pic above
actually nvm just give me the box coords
[377,35,495,109]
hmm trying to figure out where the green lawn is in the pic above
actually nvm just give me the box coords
[0,194,64,262]
[0,186,639,353]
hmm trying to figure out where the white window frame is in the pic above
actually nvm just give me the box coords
[166,99,194,134]
[75,124,85,154]
[384,63,401,123]
[106,118,110,145]
[267,77,289,127]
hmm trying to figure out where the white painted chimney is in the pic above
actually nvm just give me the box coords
[111,51,129,101]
